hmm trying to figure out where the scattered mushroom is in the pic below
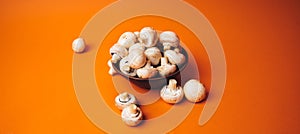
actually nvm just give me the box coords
[159,31,179,51]
[138,27,158,47]
[157,57,176,76]
[137,61,158,78]
[164,49,185,66]
[127,50,147,69]
[160,79,184,104]
[183,79,206,103]
[115,92,137,110]
[119,56,137,77]
[107,60,117,76]
[121,104,143,127]
[72,37,86,53]
[118,32,137,48]
[109,44,128,63]
[144,47,162,66]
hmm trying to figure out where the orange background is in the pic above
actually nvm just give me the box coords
[1,0,300,133]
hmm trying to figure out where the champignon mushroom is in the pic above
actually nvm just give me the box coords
[144,47,162,66]
[107,60,117,76]
[115,92,137,110]
[160,79,184,104]
[121,104,143,127]
[136,61,158,78]
[119,56,137,77]
[157,57,176,76]
[164,49,185,66]
[117,32,137,48]
[159,31,180,51]
[138,27,158,47]
[183,79,206,103]
[72,37,86,53]
[127,50,146,69]
[128,43,145,53]
[109,44,128,63]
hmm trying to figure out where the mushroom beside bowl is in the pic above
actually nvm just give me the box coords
[112,47,189,89]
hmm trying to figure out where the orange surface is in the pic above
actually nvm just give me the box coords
[1,0,300,133]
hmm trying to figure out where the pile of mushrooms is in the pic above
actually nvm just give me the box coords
[108,27,186,78]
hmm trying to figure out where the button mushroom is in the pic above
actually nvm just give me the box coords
[107,60,117,76]
[118,32,137,48]
[183,79,206,103]
[137,61,158,78]
[164,49,185,66]
[157,57,176,76]
[72,37,86,53]
[159,31,180,51]
[109,44,128,63]
[128,43,145,53]
[121,104,143,127]
[138,27,158,47]
[119,56,137,77]
[160,79,184,104]
[127,49,146,69]
[144,47,162,66]
[115,92,137,110]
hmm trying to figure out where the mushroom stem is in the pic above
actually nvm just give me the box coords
[120,92,130,102]
[163,44,171,51]
[160,57,168,66]
[129,104,138,114]
[168,79,177,90]
[111,54,121,63]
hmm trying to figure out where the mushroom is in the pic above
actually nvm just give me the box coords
[183,79,206,103]
[109,44,128,63]
[157,57,176,76]
[137,61,158,78]
[117,32,137,48]
[119,56,137,77]
[127,50,146,69]
[107,60,117,76]
[121,104,143,127]
[144,47,162,66]
[128,43,145,53]
[164,49,185,66]
[159,31,180,51]
[115,92,137,110]
[72,37,86,53]
[160,79,184,104]
[134,31,139,38]
[138,27,158,47]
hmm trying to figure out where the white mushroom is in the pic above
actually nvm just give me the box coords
[115,92,137,110]
[138,27,158,47]
[127,50,146,69]
[117,32,137,48]
[128,43,145,53]
[157,57,176,76]
[119,56,137,77]
[183,79,206,103]
[134,31,140,38]
[72,37,86,53]
[144,47,162,65]
[164,49,185,66]
[107,60,117,76]
[109,44,128,63]
[159,31,180,50]
[137,61,158,78]
[160,79,184,104]
[121,104,143,127]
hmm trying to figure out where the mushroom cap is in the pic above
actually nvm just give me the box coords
[115,92,137,110]
[144,47,162,65]
[128,43,145,53]
[164,50,185,66]
[183,79,206,103]
[138,27,158,47]
[160,85,184,104]
[121,104,143,126]
[127,50,147,69]
[72,37,86,53]
[118,32,137,48]
[119,56,137,77]
[109,44,128,58]
[159,31,179,50]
